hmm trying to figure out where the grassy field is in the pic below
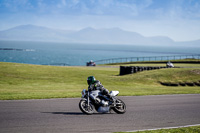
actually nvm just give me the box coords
[115,125,200,133]
[0,62,200,100]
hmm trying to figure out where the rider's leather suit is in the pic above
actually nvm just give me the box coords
[88,80,109,103]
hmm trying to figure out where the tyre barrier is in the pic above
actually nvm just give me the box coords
[159,81,200,87]
[179,82,186,86]
[194,82,200,86]
[120,66,164,75]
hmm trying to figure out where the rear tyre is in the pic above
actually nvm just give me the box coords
[79,100,94,115]
[113,99,126,114]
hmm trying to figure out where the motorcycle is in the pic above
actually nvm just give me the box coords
[79,89,126,115]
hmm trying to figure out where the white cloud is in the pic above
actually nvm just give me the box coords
[61,0,67,6]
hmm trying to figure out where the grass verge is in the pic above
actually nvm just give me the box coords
[115,125,200,133]
[0,62,200,100]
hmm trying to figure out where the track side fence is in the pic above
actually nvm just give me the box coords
[94,54,200,65]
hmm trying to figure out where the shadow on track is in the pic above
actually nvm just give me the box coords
[41,112,115,115]
[42,112,85,115]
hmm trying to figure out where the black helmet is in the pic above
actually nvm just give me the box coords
[87,76,96,85]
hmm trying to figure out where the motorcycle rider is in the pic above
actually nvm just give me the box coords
[87,76,111,105]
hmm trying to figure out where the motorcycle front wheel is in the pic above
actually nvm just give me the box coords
[79,100,94,115]
[113,99,126,114]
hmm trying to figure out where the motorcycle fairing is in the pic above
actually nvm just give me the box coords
[109,91,119,97]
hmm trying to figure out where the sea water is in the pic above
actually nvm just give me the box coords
[0,40,199,66]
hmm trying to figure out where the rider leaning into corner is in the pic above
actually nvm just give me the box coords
[79,76,126,114]
[87,76,111,102]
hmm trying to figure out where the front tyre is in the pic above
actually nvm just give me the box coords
[113,99,126,114]
[79,100,94,115]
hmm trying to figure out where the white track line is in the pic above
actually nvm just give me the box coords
[126,124,200,132]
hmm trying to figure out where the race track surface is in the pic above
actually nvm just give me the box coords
[0,94,200,133]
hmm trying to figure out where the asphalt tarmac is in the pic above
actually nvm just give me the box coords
[0,94,200,133]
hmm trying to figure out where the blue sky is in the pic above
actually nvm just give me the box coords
[0,0,200,41]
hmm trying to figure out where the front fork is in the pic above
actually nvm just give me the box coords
[112,97,116,106]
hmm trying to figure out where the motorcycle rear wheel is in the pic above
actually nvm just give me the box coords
[79,100,94,115]
[113,99,126,114]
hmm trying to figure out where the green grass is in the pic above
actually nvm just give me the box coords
[115,125,200,133]
[0,62,200,100]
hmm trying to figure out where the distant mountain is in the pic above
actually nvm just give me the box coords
[0,25,75,42]
[0,24,199,46]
